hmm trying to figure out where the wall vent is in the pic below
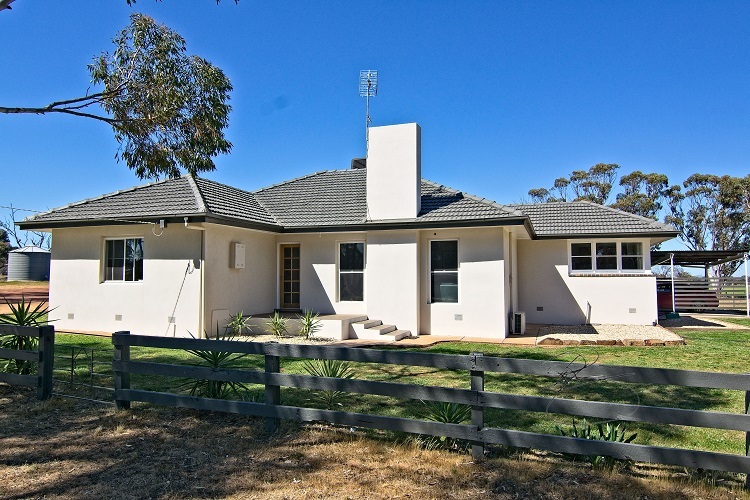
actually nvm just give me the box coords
[454,314,463,321]
[629,308,637,314]
[536,306,544,312]
[115,314,123,321]
[67,313,75,320]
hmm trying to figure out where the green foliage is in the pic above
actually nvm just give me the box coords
[0,229,9,274]
[666,173,750,275]
[416,401,472,451]
[87,13,232,180]
[297,309,322,339]
[528,163,619,205]
[611,171,669,220]
[265,312,289,338]
[181,326,249,399]
[226,311,252,336]
[0,296,52,374]
[302,359,355,409]
[556,418,637,470]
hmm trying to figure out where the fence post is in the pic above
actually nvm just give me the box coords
[113,331,131,410]
[745,389,749,490]
[471,352,485,461]
[265,353,281,433]
[36,325,54,400]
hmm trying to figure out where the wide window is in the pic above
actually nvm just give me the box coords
[105,238,144,282]
[431,240,458,303]
[569,240,645,272]
[339,242,364,301]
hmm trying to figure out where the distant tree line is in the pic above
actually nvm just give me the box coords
[528,165,750,276]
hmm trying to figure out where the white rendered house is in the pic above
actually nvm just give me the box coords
[20,123,677,339]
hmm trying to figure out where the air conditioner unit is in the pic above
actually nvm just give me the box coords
[511,312,526,335]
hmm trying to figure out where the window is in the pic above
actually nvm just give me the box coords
[570,243,592,271]
[621,242,643,270]
[569,240,645,272]
[105,238,143,281]
[431,240,458,303]
[339,242,364,301]
[595,242,617,270]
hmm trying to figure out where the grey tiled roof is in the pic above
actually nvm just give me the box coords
[195,177,277,225]
[21,169,676,238]
[254,170,367,226]
[509,201,676,237]
[25,176,203,224]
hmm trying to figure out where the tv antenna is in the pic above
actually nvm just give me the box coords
[359,70,378,154]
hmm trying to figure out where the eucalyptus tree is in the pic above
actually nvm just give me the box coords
[0,14,233,180]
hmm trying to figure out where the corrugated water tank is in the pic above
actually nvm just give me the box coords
[7,246,51,281]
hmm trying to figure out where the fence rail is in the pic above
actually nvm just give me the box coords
[658,277,749,313]
[0,324,54,400]
[111,331,750,486]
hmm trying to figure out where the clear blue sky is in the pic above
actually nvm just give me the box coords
[1,1,748,250]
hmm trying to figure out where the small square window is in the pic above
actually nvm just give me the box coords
[570,243,592,271]
[105,238,143,282]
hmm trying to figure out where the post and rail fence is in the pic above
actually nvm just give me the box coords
[0,324,54,400]
[111,331,750,487]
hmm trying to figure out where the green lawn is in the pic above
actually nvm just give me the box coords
[53,328,750,457]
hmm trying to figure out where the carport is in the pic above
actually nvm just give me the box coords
[651,250,749,315]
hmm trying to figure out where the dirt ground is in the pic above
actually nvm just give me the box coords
[0,281,48,314]
[0,386,746,500]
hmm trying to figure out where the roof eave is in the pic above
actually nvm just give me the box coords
[280,216,530,233]
[532,230,679,241]
[17,213,210,231]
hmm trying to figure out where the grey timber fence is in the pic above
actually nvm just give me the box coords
[0,324,54,400]
[111,331,750,487]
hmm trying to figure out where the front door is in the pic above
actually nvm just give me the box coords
[279,244,300,309]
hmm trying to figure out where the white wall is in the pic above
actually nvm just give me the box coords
[366,123,421,220]
[275,232,368,316]
[367,231,420,333]
[516,239,658,325]
[49,225,202,336]
[203,224,276,333]
[419,227,506,338]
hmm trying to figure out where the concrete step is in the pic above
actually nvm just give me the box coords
[350,318,413,341]
[380,329,411,342]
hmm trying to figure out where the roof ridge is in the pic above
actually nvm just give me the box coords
[576,200,674,229]
[22,177,177,222]
[254,170,347,194]
[194,176,280,225]
[186,175,208,213]
[422,178,524,217]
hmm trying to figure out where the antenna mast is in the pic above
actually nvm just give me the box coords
[359,70,378,154]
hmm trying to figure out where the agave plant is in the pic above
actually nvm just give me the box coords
[302,358,355,409]
[0,296,53,374]
[297,309,322,339]
[265,311,289,338]
[415,400,472,451]
[180,326,250,400]
[555,418,637,469]
[225,311,252,336]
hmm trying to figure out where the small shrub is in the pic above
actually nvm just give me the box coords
[416,401,472,451]
[0,296,53,374]
[181,326,250,399]
[226,311,252,336]
[297,309,322,339]
[556,418,637,470]
[265,312,289,337]
[302,359,355,409]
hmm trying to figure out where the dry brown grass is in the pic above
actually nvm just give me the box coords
[0,384,747,500]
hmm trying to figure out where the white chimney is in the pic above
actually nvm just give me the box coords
[366,123,421,220]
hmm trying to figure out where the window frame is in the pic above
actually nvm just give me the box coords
[103,237,144,283]
[568,239,648,274]
[337,241,365,302]
[430,239,459,304]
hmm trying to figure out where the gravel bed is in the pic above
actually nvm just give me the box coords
[537,324,685,346]
[239,334,337,345]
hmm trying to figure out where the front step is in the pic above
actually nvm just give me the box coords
[351,319,411,341]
